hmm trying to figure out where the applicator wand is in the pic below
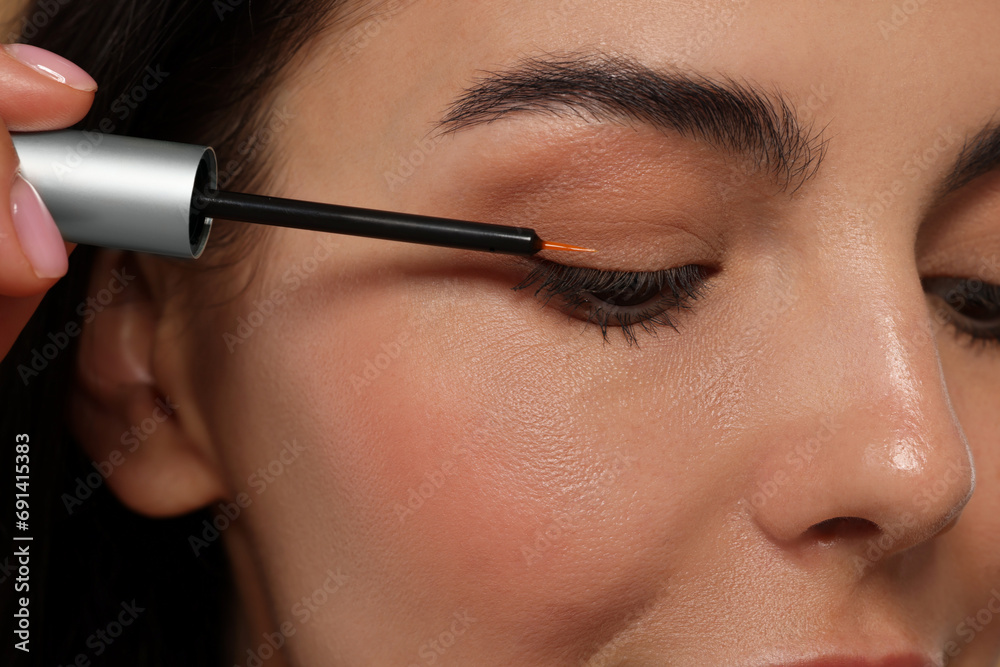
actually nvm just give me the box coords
[10,130,594,259]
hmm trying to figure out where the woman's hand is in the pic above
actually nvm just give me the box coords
[0,44,96,360]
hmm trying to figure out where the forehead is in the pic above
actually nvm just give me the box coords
[278,0,1000,211]
[325,2,998,128]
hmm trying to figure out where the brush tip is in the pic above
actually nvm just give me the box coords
[539,241,597,253]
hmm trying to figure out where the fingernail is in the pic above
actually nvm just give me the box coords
[3,44,97,92]
[11,175,68,279]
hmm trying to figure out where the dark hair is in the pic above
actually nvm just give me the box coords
[0,1,359,664]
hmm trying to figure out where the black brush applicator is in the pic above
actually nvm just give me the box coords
[11,130,594,259]
[194,190,592,256]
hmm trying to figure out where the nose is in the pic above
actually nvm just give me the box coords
[746,270,975,567]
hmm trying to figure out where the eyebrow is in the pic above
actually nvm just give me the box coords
[437,54,829,192]
[942,121,1000,197]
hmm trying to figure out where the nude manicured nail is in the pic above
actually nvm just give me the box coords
[3,44,97,91]
[11,175,68,279]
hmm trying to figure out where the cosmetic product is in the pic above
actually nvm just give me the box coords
[11,130,594,259]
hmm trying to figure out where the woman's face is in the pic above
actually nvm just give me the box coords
[91,1,1000,664]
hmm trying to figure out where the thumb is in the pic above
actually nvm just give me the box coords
[0,43,96,359]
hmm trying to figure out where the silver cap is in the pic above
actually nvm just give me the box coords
[11,130,217,259]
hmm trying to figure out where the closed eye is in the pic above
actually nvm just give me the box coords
[923,277,1000,348]
[513,259,712,346]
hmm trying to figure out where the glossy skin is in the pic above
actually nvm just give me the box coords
[69,1,1000,665]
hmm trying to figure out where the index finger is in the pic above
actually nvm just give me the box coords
[0,44,96,131]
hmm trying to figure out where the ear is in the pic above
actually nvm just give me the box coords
[70,250,226,517]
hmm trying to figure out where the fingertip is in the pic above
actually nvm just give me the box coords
[3,44,97,92]
[0,43,97,130]
[10,174,68,280]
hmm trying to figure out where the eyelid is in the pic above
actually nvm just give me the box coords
[923,276,1000,348]
[513,257,711,345]
[527,222,726,272]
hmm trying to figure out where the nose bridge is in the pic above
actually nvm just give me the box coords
[748,256,975,556]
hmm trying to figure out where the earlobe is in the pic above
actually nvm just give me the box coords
[70,250,227,517]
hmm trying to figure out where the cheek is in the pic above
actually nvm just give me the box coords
[341,330,692,654]
[212,255,724,658]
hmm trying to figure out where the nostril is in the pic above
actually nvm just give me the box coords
[808,516,880,543]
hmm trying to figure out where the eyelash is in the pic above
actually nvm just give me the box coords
[512,259,711,345]
[922,277,1000,348]
[513,265,1000,350]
